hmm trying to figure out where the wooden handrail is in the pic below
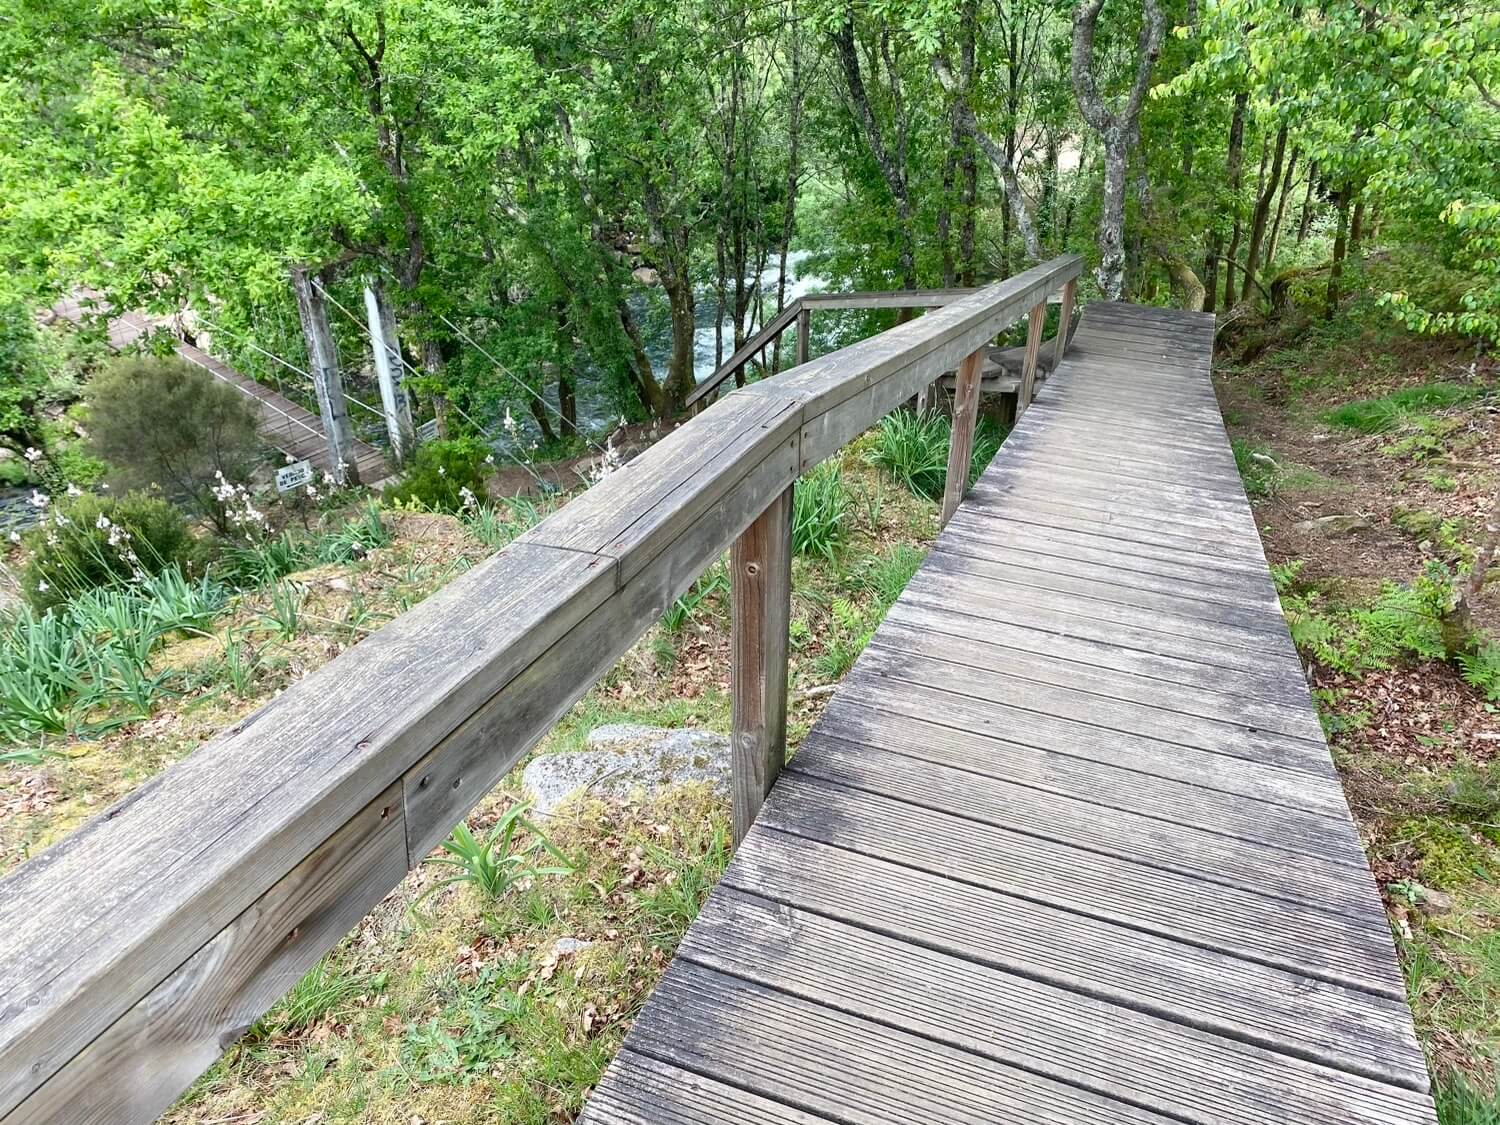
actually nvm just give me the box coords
[685,279,1072,410]
[0,253,1082,1124]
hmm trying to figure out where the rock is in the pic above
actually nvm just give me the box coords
[1293,513,1370,536]
[521,724,730,817]
[1414,885,1455,915]
[554,936,593,956]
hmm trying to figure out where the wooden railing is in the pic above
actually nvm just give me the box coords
[0,253,1082,1125]
[685,274,1077,412]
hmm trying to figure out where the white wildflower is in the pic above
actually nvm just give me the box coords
[437,465,446,476]
[95,514,112,530]
[36,580,48,593]
[29,490,48,509]
[23,447,41,463]
[7,530,19,544]
[458,485,477,511]
[484,453,495,465]
[503,408,518,437]
[65,482,81,497]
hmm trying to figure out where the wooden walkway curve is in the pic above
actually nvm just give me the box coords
[50,296,387,482]
[582,303,1435,1124]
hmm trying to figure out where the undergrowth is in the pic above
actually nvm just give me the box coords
[872,410,1006,501]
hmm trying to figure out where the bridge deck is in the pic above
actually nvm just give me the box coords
[581,303,1434,1123]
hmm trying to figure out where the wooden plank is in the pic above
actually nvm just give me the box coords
[1052,277,1076,368]
[0,542,613,1116]
[940,347,984,526]
[807,709,1348,846]
[787,737,1372,905]
[621,964,1181,1124]
[762,773,1404,996]
[918,542,1290,632]
[828,672,1344,815]
[584,1051,832,1124]
[680,890,1435,1125]
[874,610,1323,741]
[731,486,793,843]
[1015,299,1045,415]
[721,830,1428,1090]
[856,633,1321,773]
[7,784,407,1124]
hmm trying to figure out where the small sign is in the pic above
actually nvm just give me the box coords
[276,460,314,492]
[415,419,439,442]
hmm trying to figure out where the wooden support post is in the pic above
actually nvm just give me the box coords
[731,485,793,845]
[291,267,359,485]
[940,347,985,527]
[1053,278,1077,369]
[1016,300,1046,420]
[795,307,810,365]
[363,281,416,464]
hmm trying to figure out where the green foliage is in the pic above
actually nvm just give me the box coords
[388,439,492,514]
[861,544,925,610]
[461,495,557,550]
[1435,1076,1500,1125]
[1323,383,1487,434]
[83,355,261,527]
[1281,566,1453,675]
[22,492,200,611]
[872,411,1005,502]
[813,596,874,680]
[1457,642,1500,703]
[792,462,850,560]
[253,959,387,1039]
[219,531,313,587]
[661,567,726,634]
[0,564,227,744]
[422,802,572,905]
[315,502,391,563]
[400,963,526,1085]
[633,822,730,946]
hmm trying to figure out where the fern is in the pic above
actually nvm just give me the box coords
[1457,642,1500,702]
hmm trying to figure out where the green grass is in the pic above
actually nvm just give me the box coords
[1323,383,1488,434]
[792,461,850,560]
[1438,1076,1500,1124]
[871,410,1006,501]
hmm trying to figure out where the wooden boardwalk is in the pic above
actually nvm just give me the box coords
[50,296,387,482]
[582,303,1435,1124]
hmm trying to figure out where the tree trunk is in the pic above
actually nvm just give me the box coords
[1324,183,1352,319]
[1241,122,1287,303]
[1263,146,1299,273]
[1297,162,1318,243]
[835,19,917,288]
[1070,0,1165,299]
[771,4,804,374]
[1350,194,1367,259]
[1221,91,1248,309]
[615,299,668,418]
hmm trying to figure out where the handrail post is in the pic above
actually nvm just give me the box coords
[1016,300,1046,419]
[940,346,986,527]
[1053,277,1077,368]
[731,485,794,844]
[795,306,810,365]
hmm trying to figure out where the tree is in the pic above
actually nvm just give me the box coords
[1071,0,1166,300]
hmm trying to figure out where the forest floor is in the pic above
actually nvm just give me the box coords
[1217,292,1500,1117]
[0,433,938,1123]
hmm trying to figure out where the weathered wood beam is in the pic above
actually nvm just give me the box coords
[795,307,810,366]
[941,348,985,527]
[731,486,794,843]
[1016,301,1047,419]
[1054,278,1077,369]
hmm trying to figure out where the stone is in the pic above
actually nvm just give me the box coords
[1414,885,1455,915]
[1293,513,1370,536]
[554,936,593,956]
[521,724,730,817]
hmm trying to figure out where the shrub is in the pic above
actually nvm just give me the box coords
[872,410,1006,501]
[388,438,492,513]
[21,492,201,610]
[792,461,849,560]
[84,355,262,530]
